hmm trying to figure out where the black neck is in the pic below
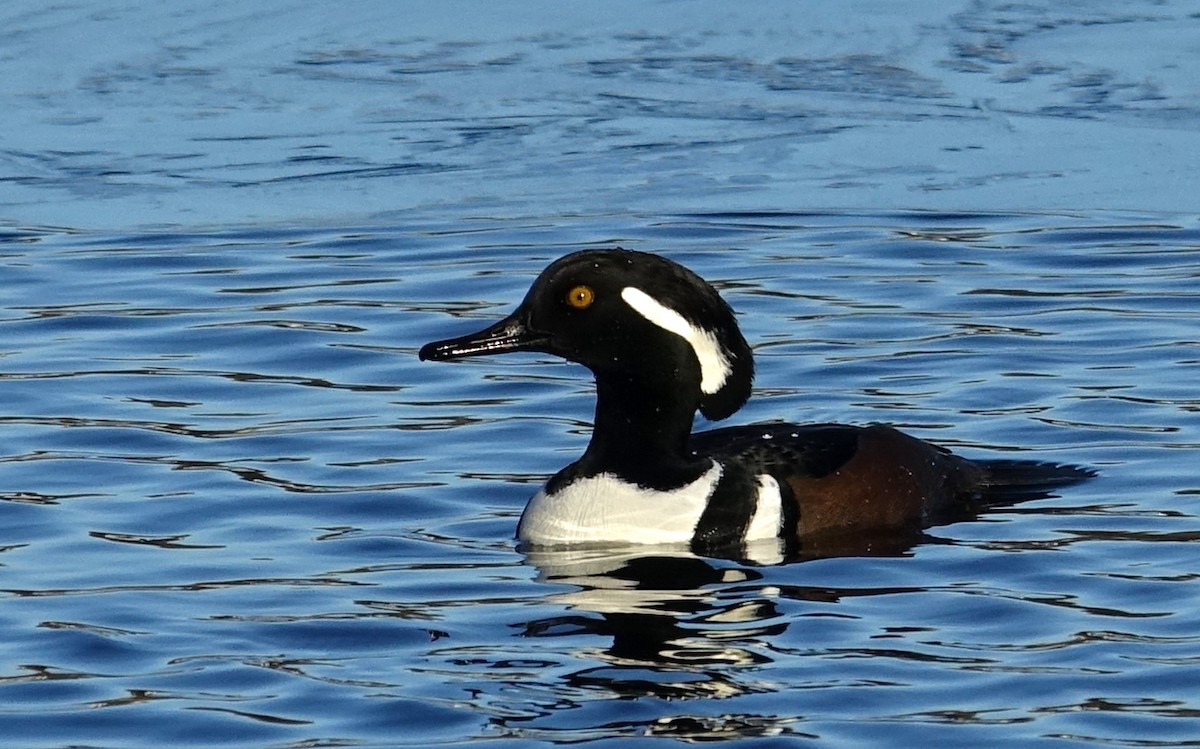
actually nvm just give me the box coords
[560,371,712,491]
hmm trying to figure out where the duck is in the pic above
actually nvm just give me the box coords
[419,248,1091,558]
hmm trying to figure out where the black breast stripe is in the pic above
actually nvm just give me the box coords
[690,464,762,555]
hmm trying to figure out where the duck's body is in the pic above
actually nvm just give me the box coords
[420,249,1089,557]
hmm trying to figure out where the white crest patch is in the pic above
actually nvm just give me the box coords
[517,463,723,546]
[620,286,732,394]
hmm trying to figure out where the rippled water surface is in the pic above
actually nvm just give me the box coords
[3,2,1200,748]
[4,214,1199,747]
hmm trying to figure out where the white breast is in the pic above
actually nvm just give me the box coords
[516,464,785,547]
[517,463,722,546]
[747,475,783,540]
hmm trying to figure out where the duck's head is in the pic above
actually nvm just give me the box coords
[419,249,754,421]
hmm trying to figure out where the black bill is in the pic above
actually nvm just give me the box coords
[418,314,550,361]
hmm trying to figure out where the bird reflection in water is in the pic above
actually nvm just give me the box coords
[505,524,935,741]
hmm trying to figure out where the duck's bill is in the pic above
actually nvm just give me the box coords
[419,315,550,361]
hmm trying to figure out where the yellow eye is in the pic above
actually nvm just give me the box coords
[566,284,595,310]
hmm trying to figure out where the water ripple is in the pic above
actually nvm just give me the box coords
[2,2,1199,744]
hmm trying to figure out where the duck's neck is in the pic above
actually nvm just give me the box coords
[570,373,711,490]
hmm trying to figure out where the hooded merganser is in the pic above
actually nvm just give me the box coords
[419,249,1090,557]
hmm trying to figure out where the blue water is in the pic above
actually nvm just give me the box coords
[3,2,1200,747]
